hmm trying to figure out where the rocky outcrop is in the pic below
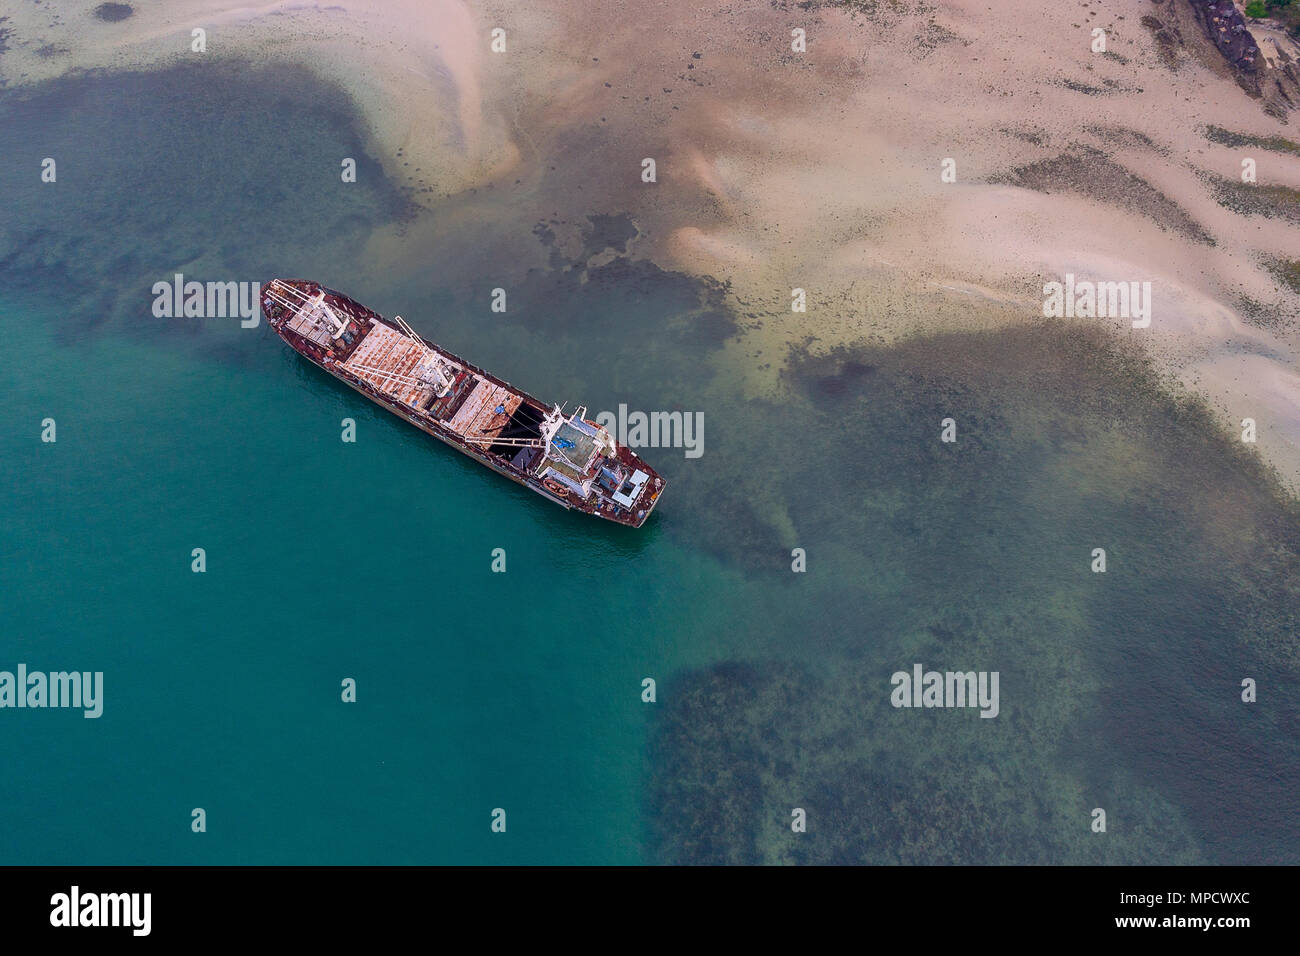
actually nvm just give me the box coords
[1185,0,1300,118]
[1188,0,1261,73]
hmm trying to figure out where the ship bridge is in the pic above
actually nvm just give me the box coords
[535,410,617,498]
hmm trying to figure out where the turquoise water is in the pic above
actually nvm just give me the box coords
[2,61,1298,865]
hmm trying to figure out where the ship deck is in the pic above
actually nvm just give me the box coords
[343,321,442,409]
[342,320,524,445]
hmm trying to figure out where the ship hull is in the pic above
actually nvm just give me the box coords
[262,279,664,527]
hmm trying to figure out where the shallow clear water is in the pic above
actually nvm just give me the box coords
[1,60,1297,865]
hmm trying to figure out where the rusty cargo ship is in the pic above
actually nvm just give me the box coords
[263,279,665,527]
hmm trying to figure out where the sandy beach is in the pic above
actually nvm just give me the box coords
[5,0,1300,484]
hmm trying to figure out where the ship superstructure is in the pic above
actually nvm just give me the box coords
[262,279,665,527]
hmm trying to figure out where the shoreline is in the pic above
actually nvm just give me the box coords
[3,0,1299,488]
